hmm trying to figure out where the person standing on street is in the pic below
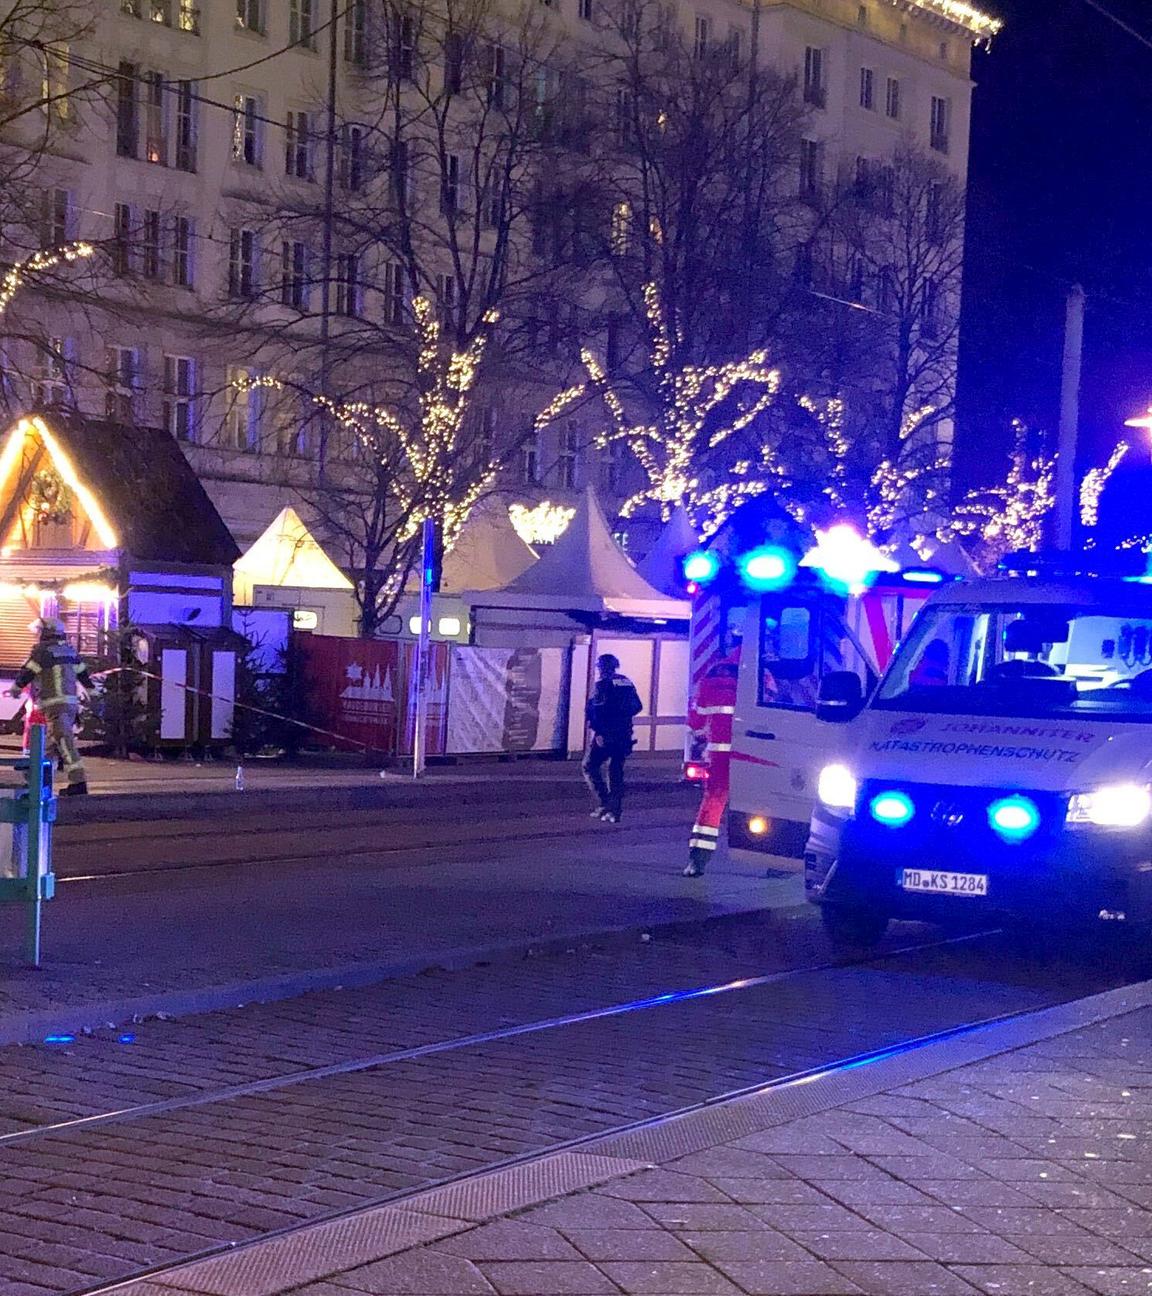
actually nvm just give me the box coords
[9,617,94,795]
[583,653,642,824]
[683,657,739,876]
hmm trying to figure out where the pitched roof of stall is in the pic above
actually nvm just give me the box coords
[497,486,689,618]
[441,498,538,592]
[234,506,353,601]
[40,412,240,566]
[637,506,698,597]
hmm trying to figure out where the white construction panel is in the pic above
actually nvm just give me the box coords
[211,651,236,740]
[160,649,188,740]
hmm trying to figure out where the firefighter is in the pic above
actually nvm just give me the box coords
[9,618,93,795]
[583,653,643,823]
[683,656,738,877]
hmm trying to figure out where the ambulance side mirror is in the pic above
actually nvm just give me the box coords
[816,671,864,723]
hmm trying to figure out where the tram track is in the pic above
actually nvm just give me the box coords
[1,912,1144,1295]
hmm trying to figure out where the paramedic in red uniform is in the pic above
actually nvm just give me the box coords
[684,657,739,876]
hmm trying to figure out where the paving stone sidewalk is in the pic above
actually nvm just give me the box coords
[154,1001,1152,1296]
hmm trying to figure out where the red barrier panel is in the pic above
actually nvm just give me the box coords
[297,635,447,756]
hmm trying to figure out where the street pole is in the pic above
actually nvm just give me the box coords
[316,0,339,482]
[412,516,434,779]
[1054,283,1085,552]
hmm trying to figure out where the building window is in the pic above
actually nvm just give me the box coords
[885,76,900,120]
[335,253,362,317]
[938,40,949,60]
[444,32,463,92]
[857,3,868,24]
[228,227,259,298]
[610,201,631,256]
[285,109,312,178]
[340,124,364,189]
[178,0,199,33]
[163,355,197,440]
[289,0,315,47]
[391,137,410,203]
[558,425,578,489]
[922,278,942,339]
[40,187,70,249]
[31,338,70,408]
[226,366,265,451]
[172,215,194,287]
[232,93,262,166]
[859,66,874,111]
[149,0,171,25]
[440,152,460,215]
[141,208,162,278]
[116,61,138,157]
[926,181,943,243]
[693,14,709,59]
[112,202,133,274]
[236,0,262,31]
[345,0,366,62]
[276,394,309,457]
[486,43,506,106]
[383,260,405,324]
[727,26,744,64]
[175,80,196,170]
[803,46,826,108]
[798,138,821,198]
[143,71,166,164]
[435,272,455,327]
[280,240,309,309]
[105,346,139,423]
[930,95,951,153]
[578,0,592,20]
[121,0,142,16]
[394,13,415,80]
[521,429,540,483]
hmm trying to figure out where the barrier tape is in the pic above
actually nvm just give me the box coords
[80,665,393,759]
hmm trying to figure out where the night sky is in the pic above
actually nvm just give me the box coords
[957,0,1152,527]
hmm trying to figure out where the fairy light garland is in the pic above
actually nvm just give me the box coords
[539,283,781,531]
[0,243,95,318]
[1079,441,1128,529]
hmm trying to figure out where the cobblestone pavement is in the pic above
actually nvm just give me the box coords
[0,910,1148,1293]
[288,1006,1152,1296]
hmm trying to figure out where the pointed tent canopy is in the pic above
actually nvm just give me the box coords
[440,498,538,593]
[233,506,353,605]
[496,486,689,619]
[637,506,699,598]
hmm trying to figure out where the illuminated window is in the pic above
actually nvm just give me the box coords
[226,366,266,452]
[232,93,262,166]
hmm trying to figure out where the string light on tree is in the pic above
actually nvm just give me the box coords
[1080,441,1129,529]
[538,282,781,532]
[0,243,95,319]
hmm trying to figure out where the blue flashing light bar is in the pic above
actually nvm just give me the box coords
[738,545,796,592]
[902,569,946,585]
[682,549,721,584]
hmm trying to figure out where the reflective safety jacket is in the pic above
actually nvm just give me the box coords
[689,666,737,756]
[14,639,94,709]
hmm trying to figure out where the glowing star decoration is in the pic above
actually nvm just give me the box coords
[801,524,898,593]
[508,500,576,546]
[535,282,781,533]
[1080,442,1129,529]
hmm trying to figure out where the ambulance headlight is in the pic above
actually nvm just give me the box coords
[1067,785,1152,829]
[817,763,858,812]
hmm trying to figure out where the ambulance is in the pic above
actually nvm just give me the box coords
[804,566,1152,944]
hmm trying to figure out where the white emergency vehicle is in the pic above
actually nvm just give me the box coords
[805,569,1152,944]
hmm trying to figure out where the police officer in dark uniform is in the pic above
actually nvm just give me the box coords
[582,653,643,824]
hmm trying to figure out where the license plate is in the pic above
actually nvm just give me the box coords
[900,868,988,897]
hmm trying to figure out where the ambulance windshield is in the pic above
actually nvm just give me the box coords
[876,602,1152,720]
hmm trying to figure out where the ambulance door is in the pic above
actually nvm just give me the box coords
[732,592,843,854]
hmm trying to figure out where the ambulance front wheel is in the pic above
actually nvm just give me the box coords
[821,903,889,949]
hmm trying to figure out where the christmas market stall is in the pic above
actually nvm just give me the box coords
[0,413,242,749]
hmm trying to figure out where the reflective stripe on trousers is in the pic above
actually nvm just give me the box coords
[689,754,730,852]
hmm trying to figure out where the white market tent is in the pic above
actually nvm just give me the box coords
[637,506,699,598]
[440,498,538,593]
[492,486,689,620]
[233,506,354,604]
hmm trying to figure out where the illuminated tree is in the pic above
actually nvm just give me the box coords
[537,282,783,532]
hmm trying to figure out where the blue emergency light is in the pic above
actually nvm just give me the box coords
[738,545,796,592]
[988,795,1041,843]
[682,550,720,584]
[870,790,915,828]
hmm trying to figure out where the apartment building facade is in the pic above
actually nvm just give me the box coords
[0,0,998,554]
